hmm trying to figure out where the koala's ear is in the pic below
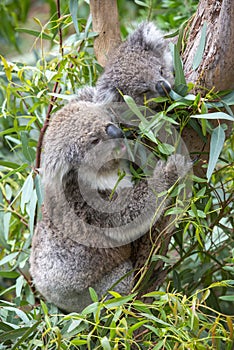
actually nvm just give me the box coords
[42,151,71,188]
[95,85,120,104]
[128,22,167,54]
[75,86,97,102]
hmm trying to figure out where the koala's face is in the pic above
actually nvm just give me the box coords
[95,22,174,107]
[43,101,125,184]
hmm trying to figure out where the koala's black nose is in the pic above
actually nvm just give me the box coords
[106,124,124,139]
[156,80,171,96]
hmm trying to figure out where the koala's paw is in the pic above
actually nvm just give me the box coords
[165,154,192,186]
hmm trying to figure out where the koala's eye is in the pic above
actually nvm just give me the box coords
[90,138,100,146]
[160,67,165,76]
[142,89,150,94]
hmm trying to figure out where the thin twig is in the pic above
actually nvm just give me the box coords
[35,82,60,170]
[1,195,29,228]
[57,0,64,56]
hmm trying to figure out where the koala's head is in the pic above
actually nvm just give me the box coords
[95,22,174,106]
[42,101,126,188]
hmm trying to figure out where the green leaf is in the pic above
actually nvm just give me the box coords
[69,0,80,35]
[172,44,187,95]
[16,275,24,298]
[101,336,112,350]
[21,132,35,163]
[4,307,30,324]
[67,319,83,333]
[123,95,146,122]
[0,271,19,278]
[11,321,41,350]
[0,252,19,266]
[193,22,207,70]
[35,174,43,207]
[26,189,37,235]
[219,295,234,301]
[0,161,21,169]
[82,302,99,315]
[0,164,29,182]
[207,125,225,181]
[158,143,175,155]
[21,173,34,213]
[191,111,234,121]
[15,28,53,40]
[104,294,136,309]
[89,287,98,302]
[0,55,12,81]
[134,0,149,7]
[3,212,11,241]
[0,327,31,342]
[128,320,148,336]
[71,339,88,345]
[140,313,171,326]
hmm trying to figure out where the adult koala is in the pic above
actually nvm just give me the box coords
[30,101,191,313]
[77,22,174,104]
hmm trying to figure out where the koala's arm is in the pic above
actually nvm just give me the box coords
[56,153,191,246]
[101,153,192,244]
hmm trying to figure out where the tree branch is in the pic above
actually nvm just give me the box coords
[89,0,121,66]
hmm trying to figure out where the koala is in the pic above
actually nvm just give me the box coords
[30,100,191,313]
[76,22,174,105]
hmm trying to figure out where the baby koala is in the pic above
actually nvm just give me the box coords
[77,22,174,105]
[30,100,191,312]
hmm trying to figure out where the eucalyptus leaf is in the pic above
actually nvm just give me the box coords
[191,111,234,121]
[69,0,80,35]
[101,336,112,350]
[207,125,225,181]
[123,95,146,122]
[193,22,207,70]
[15,28,53,40]
[0,251,18,266]
[20,173,34,213]
[26,189,37,235]
[172,44,187,95]
[21,131,36,163]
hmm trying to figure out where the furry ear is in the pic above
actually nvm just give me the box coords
[75,86,97,102]
[95,85,120,104]
[127,22,167,54]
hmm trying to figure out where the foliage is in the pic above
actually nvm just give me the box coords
[0,0,234,349]
[132,0,199,30]
[1,286,234,349]
[0,0,30,50]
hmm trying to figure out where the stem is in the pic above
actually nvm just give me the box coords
[57,0,64,56]
[35,82,60,170]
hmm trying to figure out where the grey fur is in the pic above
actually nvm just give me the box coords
[76,22,174,105]
[30,101,191,312]
[30,22,188,313]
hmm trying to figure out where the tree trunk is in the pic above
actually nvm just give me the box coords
[181,0,233,176]
[89,0,121,67]
[183,0,234,91]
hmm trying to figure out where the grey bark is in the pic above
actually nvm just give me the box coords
[183,0,234,91]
